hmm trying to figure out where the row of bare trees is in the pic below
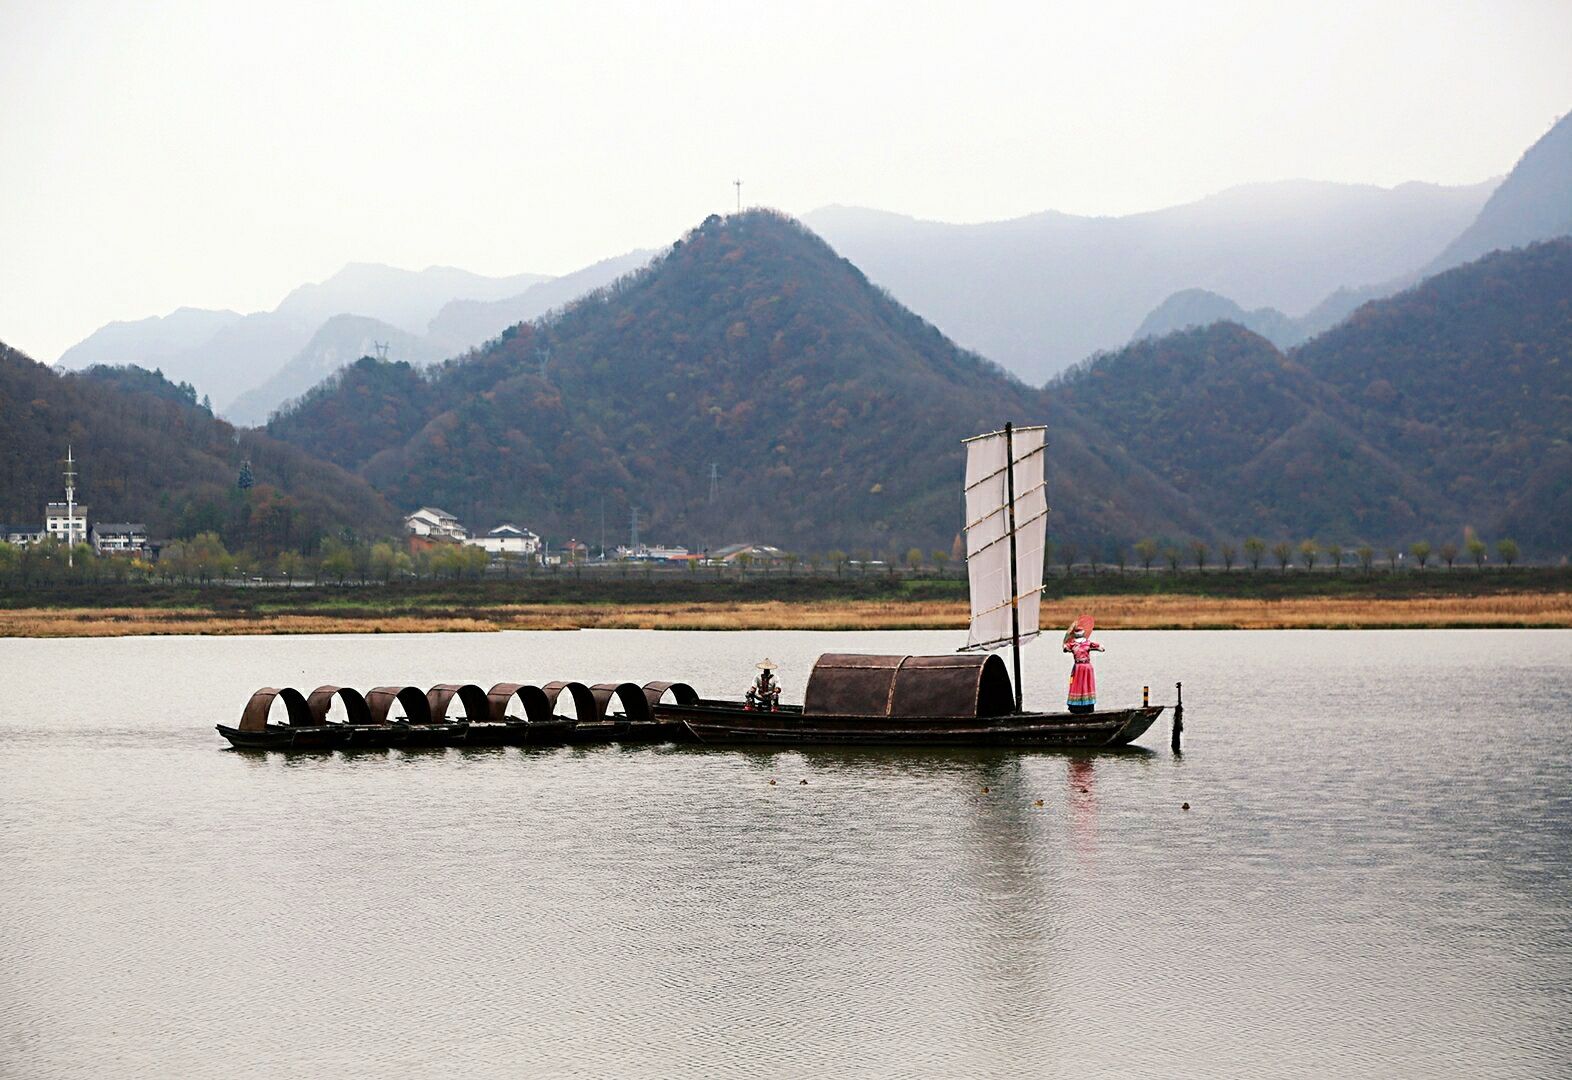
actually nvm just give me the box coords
[1114,536,1522,573]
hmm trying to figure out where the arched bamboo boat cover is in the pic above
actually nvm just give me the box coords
[802,654,1014,719]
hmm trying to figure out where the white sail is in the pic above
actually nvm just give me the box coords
[962,425,1047,651]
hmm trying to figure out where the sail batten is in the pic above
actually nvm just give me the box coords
[961,425,1047,653]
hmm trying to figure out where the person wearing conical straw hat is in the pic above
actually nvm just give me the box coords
[1062,615,1103,714]
[746,657,781,712]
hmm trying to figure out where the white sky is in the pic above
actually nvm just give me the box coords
[2,0,1570,362]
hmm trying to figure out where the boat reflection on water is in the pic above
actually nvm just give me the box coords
[1067,757,1098,857]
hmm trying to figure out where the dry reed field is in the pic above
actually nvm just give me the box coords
[3,592,1570,637]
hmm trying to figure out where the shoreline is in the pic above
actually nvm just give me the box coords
[3,593,1570,637]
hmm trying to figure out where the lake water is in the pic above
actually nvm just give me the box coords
[1,628,1569,1078]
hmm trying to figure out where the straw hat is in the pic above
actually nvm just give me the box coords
[756,657,777,670]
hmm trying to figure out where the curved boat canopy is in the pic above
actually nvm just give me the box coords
[803,653,1014,719]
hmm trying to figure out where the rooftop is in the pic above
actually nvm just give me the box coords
[411,506,459,521]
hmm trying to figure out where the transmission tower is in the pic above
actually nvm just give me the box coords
[373,341,389,361]
[630,507,641,550]
[708,463,719,504]
[63,445,78,568]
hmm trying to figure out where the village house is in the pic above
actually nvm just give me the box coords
[44,501,89,546]
[3,525,45,546]
[404,506,468,542]
[91,522,149,555]
[708,542,788,566]
[614,543,692,562]
[465,523,541,557]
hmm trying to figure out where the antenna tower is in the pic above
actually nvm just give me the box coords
[64,445,78,568]
[733,178,742,213]
[630,506,641,550]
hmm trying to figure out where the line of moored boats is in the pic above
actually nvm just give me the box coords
[217,679,701,750]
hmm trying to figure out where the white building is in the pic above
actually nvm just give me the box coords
[92,522,149,555]
[405,506,468,542]
[614,543,692,562]
[3,526,44,547]
[45,501,88,546]
[465,523,541,557]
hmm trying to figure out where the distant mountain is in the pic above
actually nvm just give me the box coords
[805,178,1496,381]
[426,250,656,353]
[269,211,1209,555]
[55,263,553,415]
[225,315,448,427]
[271,263,550,335]
[1131,290,1300,349]
[0,342,395,552]
[52,307,243,374]
[1132,113,1572,364]
[1132,276,1413,351]
[1429,112,1572,273]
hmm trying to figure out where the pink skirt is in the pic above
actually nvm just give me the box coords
[1067,662,1096,708]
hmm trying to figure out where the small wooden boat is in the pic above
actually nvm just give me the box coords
[214,720,318,750]
[217,687,340,751]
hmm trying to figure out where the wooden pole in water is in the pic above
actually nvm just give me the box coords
[1004,422,1023,714]
[1171,680,1184,753]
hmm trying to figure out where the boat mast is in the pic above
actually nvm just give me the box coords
[1004,422,1022,713]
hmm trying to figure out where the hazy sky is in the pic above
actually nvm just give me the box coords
[3,0,1570,362]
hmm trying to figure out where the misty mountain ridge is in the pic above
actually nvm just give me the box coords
[804,176,1497,382]
[220,251,656,426]
[56,261,555,409]
[1133,111,1572,352]
[224,315,451,427]
[271,262,550,335]
[1428,111,1572,272]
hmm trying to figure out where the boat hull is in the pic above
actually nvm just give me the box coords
[657,702,1164,748]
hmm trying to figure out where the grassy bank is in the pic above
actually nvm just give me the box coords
[1,568,1569,636]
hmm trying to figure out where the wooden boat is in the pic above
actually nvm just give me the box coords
[668,703,1161,747]
[214,720,321,750]
[218,687,339,751]
[653,654,1164,747]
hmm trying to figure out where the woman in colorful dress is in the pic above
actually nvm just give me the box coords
[1063,621,1104,714]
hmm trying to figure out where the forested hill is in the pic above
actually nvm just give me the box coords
[270,211,1208,554]
[0,342,396,553]
[1054,239,1572,556]
[1296,240,1572,553]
